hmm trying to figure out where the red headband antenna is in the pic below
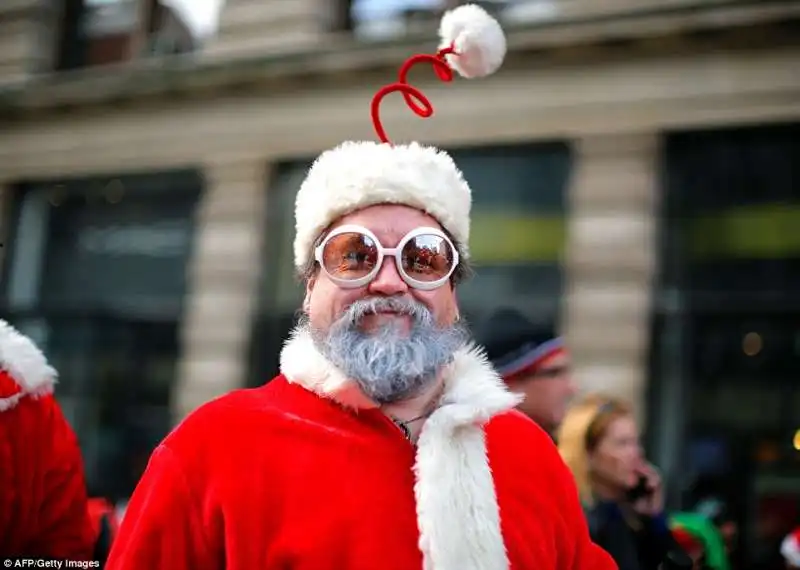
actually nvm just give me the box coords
[369,4,508,145]
[370,45,457,144]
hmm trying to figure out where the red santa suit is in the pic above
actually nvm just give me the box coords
[0,320,95,558]
[107,328,615,570]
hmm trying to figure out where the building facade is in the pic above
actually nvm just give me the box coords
[0,0,799,565]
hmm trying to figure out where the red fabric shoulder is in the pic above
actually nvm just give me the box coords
[486,408,553,448]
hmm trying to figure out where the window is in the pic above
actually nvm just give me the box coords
[451,143,570,327]
[247,142,572,386]
[0,171,203,501]
[55,0,220,70]
[648,123,800,567]
[660,123,800,308]
[349,0,446,40]
[346,0,560,40]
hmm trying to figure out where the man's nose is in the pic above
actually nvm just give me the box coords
[367,257,409,296]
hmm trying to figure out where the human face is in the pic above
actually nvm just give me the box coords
[304,205,466,403]
[511,351,576,432]
[588,415,643,491]
[305,204,460,334]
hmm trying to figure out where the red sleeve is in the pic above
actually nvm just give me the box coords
[105,445,219,570]
[28,395,96,559]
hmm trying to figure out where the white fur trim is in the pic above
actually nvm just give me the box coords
[0,319,57,411]
[782,533,800,566]
[439,4,507,79]
[280,328,521,570]
[279,327,378,410]
[293,141,472,270]
[0,392,24,412]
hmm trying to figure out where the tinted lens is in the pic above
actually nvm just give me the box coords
[321,232,379,279]
[401,234,455,282]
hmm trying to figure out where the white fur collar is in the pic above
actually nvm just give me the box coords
[0,319,57,412]
[280,327,522,570]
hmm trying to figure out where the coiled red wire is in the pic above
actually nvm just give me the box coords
[370,45,457,144]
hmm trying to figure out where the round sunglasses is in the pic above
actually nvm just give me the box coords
[314,225,459,291]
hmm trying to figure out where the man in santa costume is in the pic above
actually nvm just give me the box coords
[0,320,95,558]
[106,5,617,569]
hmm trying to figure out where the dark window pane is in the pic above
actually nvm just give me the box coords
[452,143,570,326]
[0,170,201,500]
[5,173,201,319]
[662,123,800,304]
[650,123,800,568]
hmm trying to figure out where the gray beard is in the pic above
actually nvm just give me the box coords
[307,296,469,404]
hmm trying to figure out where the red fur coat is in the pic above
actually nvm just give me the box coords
[0,320,95,558]
[107,328,617,570]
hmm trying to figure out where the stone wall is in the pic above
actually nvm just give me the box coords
[2,45,797,176]
[563,133,659,421]
[0,0,42,85]
[203,0,325,61]
[173,156,268,421]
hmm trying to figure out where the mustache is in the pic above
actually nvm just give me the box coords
[340,296,433,328]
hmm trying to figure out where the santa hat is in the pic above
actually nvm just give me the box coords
[782,527,800,567]
[293,4,507,269]
[0,319,57,412]
[477,308,565,381]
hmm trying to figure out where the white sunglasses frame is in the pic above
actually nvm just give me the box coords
[314,224,460,291]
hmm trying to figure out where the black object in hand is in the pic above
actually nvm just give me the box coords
[626,475,651,502]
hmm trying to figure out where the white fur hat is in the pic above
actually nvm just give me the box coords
[293,4,507,270]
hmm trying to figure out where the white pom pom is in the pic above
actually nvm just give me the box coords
[438,4,507,79]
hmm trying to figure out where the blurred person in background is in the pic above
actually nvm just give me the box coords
[781,527,800,569]
[478,307,575,435]
[0,319,95,559]
[106,6,616,570]
[558,394,693,570]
